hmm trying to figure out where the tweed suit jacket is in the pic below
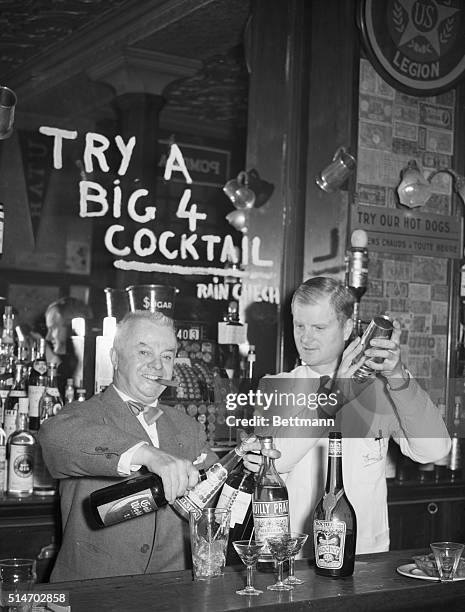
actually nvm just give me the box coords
[38,385,217,582]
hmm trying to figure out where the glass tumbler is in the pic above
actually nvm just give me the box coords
[0,558,37,612]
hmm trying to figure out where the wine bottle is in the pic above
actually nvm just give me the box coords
[90,433,257,527]
[313,432,357,577]
[216,464,254,564]
[7,413,35,496]
[28,338,47,431]
[252,436,290,563]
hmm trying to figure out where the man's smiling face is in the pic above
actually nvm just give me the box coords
[111,318,177,403]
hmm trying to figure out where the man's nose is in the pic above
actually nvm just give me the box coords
[148,354,163,370]
[301,327,314,343]
[45,329,52,342]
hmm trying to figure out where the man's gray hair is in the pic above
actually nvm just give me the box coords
[113,310,176,352]
[291,277,355,323]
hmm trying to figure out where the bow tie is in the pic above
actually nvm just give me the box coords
[127,400,163,423]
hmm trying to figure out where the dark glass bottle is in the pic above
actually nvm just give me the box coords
[3,363,28,441]
[252,436,290,563]
[28,338,47,431]
[90,434,257,527]
[216,464,254,564]
[313,432,357,578]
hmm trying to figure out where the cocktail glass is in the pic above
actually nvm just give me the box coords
[430,542,465,582]
[232,540,265,595]
[267,533,299,591]
[283,532,308,585]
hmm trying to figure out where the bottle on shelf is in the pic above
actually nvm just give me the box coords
[252,436,290,565]
[313,432,357,578]
[246,345,256,380]
[32,388,57,496]
[39,363,64,417]
[0,426,6,493]
[345,230,368,339]
[64,378,75,404]
[218,301,247,380]
[448,433,462,482]
[90,433,257,527]
[76,388,87,402]
[216,463,254,564]
[2,305,15,351]
[453,396,462,429]
[3,363,28,441]
[27,338,48,432]
[6,412,35,497]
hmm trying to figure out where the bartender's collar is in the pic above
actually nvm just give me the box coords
[302,363,335,378]
[112,384,159,408]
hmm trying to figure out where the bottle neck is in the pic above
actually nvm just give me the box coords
[325,440,344,494]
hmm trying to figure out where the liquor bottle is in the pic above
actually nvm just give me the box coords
[7,413,35,496]
[216,464,254,564]
[345,230,368,339]
[90,433,257,527]
[39,363,64,417]
[27,338,47,431]
[252,436,290,563]
[3,363,28,441]
[64,378,75,404]
[218,301,247,379]
[32,392,56,497]
[246,345,256,380]
[0,426,6,492]
[448,433,462,482]
[2,305,15,350]
[313,432,357,577]
[76,388,87,402]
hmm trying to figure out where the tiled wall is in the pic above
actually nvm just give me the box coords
[357,59,455,400]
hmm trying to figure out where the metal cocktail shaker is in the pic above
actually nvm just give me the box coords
[352,315,394,383]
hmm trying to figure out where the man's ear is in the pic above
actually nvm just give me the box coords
[110,347,118,370]
[343,317,353,342]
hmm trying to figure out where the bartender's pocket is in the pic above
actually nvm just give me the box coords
[358,438,386,483]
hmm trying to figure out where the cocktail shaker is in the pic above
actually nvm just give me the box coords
[352,315,394,383]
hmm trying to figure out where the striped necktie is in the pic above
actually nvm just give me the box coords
[127,400,163,424]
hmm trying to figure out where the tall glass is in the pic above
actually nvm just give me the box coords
[0,559,37,612]
[190,508,230,581]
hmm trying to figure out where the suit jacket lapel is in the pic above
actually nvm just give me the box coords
[99,385,152,444]
[157,406,190,459]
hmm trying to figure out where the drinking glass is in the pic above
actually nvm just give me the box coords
[283,532,308,585]
[430,542,465,582]
[0,558,37,612]
[267,534,299,591]
[232,540,265,596]
[189,508,230,581]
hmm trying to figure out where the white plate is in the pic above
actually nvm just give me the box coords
[396,563,465,582]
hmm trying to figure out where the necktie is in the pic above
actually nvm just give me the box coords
[127,400,163,424]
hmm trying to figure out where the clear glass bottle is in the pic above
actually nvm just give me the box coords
[64,378,75,404]
[76,388,87,402]
[252,436,290,563]
[39,363,64,418]
[7,413,35,496]
[32,392,56,497]
[313,432,357,577]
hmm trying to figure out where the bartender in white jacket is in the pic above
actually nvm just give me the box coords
[255,277,451,555]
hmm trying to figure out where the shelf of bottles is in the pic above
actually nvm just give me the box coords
[0,305,85,500]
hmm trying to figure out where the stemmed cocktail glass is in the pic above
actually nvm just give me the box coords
[267,533,300,591]
[232,540,265,596]
[283,532,308,585]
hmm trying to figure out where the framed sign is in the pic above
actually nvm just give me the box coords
[358,0,465,95]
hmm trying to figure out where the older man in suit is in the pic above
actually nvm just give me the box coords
[40,310,228,581]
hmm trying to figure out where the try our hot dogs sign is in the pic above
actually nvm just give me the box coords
[38,126,275,282]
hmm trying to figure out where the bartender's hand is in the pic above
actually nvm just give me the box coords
[364,319,407,385]
[133,445,199,503]
[335,336,365,379]
[238,431,281,473]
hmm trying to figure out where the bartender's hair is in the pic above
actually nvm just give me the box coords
[291,277,354,324]
[113,310,176,353]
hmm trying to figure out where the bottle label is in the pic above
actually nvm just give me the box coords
[175,463,228,519]
[8,390,27,397]
[28,385,46,418]
[8,444,34,493]
[18,397,29,415]
[217,483,251,527]
[252,500,289,555]
[33,361,47,376]
[97,488,158,526]
[328,439,342,457]
[4,409,18,439]
[313,519,346,570]
[0,446,6,492]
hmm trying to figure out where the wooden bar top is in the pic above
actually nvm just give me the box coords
[40,549,465,611]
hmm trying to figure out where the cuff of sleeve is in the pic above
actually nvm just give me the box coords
[117,441,148,475]
[386,366,411,392]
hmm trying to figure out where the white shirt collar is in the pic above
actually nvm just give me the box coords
[112,384,159,408]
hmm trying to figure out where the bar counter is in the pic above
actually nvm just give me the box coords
[40,549,465,611]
